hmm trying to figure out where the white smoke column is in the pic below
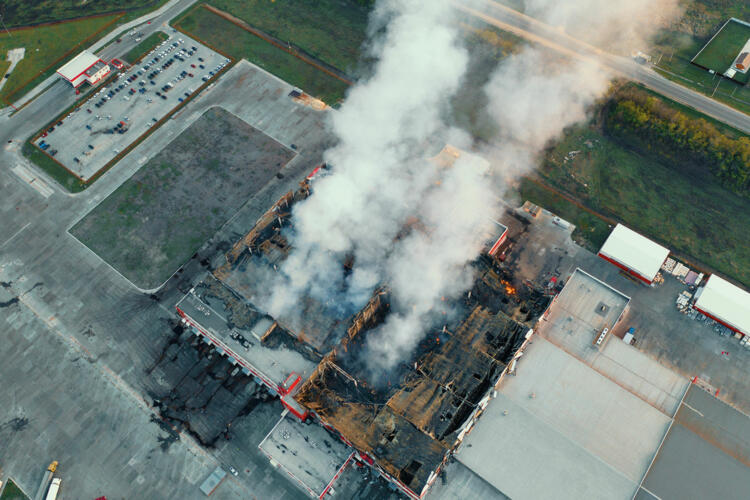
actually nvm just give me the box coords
[262,0,683,378]
[481,49,611,178]
[366,152,497,373]
[265,0,472,320]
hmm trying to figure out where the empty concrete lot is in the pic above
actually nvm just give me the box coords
[34,31,228,182]
[71,106,294,290]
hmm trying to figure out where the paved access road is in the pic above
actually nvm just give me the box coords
[456,0,750,135]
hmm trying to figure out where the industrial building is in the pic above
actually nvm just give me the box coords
[693,274,750,337]
[597,223,670,285]
[56,51,111,88]
[175,167,542,498]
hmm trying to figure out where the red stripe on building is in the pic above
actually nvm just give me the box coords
[488,230,507,256]
[597,253,653,284]
[693,305,745,336]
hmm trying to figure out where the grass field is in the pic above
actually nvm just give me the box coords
[71,107,294,289]
[123,31,169,63]
[207,0,370,75]
[0,0,164,27]
[0,479,29,500]
[0,13,120,104]
[692,19,750,84]
[175,5,350,104]
[535,120,750,287]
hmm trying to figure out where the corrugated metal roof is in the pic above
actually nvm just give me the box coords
[694,275,750,335]
[57,51,100,80]
[598,224,670,282]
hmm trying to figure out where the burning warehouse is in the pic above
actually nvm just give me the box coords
[176,158,541,498]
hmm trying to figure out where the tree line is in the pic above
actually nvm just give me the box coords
[604,87,750,195]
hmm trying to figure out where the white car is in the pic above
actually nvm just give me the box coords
[228,466,238,476]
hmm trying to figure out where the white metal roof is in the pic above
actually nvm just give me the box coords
[694,275,750,335]
[598,224,670,282]
[57,51,100,81]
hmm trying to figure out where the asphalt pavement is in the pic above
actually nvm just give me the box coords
[456,0,750,135]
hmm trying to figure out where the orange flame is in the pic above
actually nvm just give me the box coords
[501,279,517,295]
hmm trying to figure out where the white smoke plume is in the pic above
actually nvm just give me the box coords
[261,0,680,379]
[265,0,474,323]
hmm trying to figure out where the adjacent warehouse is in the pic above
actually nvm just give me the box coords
[598,224,670,285]
[693,275,750,337]
[56,51,111,88]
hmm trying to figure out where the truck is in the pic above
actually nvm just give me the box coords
[33,461,58,500]
[45,478,61,500]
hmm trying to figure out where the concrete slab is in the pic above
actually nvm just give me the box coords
[457,336,671,499]
[259,413,352,498]
[642,385,750,500]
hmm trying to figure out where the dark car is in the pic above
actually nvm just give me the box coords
[88,144,94,150]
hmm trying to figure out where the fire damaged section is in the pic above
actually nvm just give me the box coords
[296,304,527,494]
[176,177,538,498]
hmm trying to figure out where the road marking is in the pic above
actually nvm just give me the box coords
[0,222,30,249]
[12,164,54,198]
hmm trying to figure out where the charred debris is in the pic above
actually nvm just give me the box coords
[183,175,548,494]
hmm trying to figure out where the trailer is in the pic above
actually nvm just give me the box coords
[33,462,58,500]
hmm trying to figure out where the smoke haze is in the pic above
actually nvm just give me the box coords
[260,0,680,380]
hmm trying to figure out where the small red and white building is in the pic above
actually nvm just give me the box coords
[693,275,750,337]
[598,224,670,285]
[57,51,111,88]
[485,218,508,257]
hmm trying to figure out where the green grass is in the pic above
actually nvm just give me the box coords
[123,31,169,63]
[0,0,164,27]
[537,121,750,287]
[22,140,85,192]
[692,19,750,84]
[0,13,120,104]
[207,0,370,75]
[175,5,349,104]
[0,479,29,500]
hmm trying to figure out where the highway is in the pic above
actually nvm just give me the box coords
[456,0,750,135]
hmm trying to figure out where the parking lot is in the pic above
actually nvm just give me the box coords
[34,31,230,181]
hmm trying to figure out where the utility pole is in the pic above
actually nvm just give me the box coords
[0,14,11,38]
[711,76,722,97]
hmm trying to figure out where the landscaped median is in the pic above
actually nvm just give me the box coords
[123,31,170,64]
[0,478,30,500]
